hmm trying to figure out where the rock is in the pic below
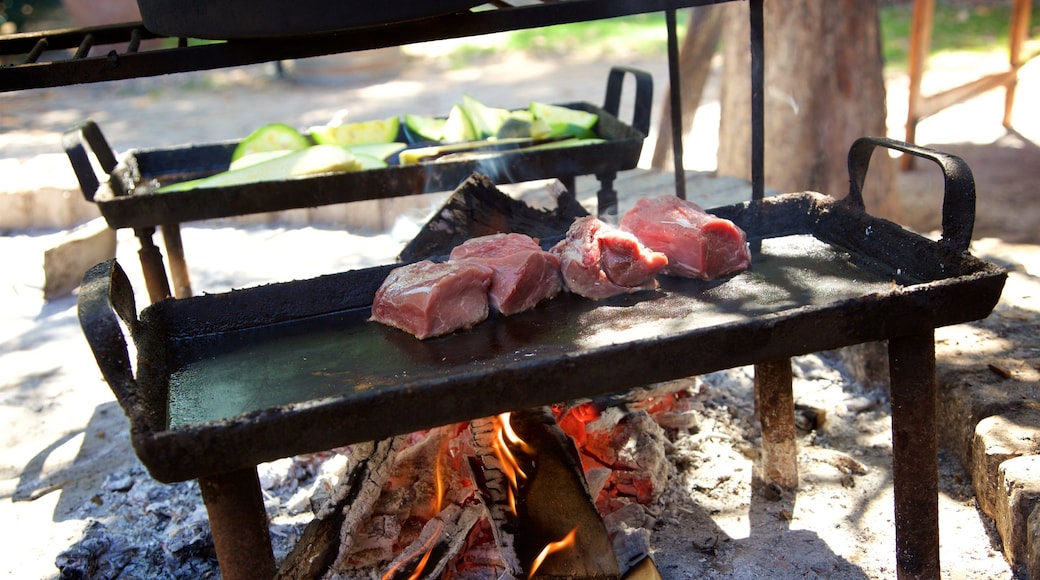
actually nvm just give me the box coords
[43,218,116,300]
[972,409,1040,520]
[995,456,1040,567]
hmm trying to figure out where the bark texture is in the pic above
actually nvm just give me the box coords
[717,0,901,221]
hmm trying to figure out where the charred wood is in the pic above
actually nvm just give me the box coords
[276,437,401,579]
[469,416,525,577]
[398,173,588,262]
[510,408,621,579]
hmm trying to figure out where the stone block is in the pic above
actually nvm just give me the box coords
[1028,503,1040,579]
[995,455,1040,567]
[43,219,117,300]
[972,410,1040,519]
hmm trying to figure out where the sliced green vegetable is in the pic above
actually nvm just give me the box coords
[353,153,387,170]
[345,142,407,161]
[310,116,401,146]
[228,149,295,171]
[442,105,476,143]
[460,94,511,140]
[495,110,536,139]
[530,102,599,139]
[232,123,310,162]
[403,114,447,142]
[158,145,361,193]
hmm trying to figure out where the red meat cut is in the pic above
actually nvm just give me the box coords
[620,196,751,280]
[550,216,668,300]
[370,260,494,340]
[448,233,563,316]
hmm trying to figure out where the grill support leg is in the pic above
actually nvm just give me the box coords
[754,358,798,489]
[161,223,193,299]
[198,467,275,580]
[134,227,172,303]
[888,332,939,579]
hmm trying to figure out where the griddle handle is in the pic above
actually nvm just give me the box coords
[847,136,975,254]
[62,120,119,202]
[604,66,653,137]
[78,259,140,411]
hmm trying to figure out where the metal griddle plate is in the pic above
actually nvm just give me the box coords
[70,67,651,230]
[78,188,1007,484]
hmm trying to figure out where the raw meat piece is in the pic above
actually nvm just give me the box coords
[620,196,751,280]
[598,227,669,287]
[370,260,494,340]
[550,216,668,300]
[449,233,563,316]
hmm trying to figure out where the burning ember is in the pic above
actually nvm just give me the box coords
[253,382,688,579]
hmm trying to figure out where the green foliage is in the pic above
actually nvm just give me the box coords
[878,2,1038,70]
[436,4,1037,73]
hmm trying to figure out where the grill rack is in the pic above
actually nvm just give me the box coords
[4,2,1000,578]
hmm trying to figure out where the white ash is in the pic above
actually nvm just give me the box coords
[54,453,346,579]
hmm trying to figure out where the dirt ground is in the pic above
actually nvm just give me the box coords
[1,39,1039,579]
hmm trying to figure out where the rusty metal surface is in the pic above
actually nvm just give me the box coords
[198,468,275,579]
[135,0,485,39]
[77,190,1007,483]
[0,0,729,92]
[888,332,940,579]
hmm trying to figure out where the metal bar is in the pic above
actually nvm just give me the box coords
[665,8,687,200]
[749,0,764,203]
[595,172,619,222]
[73,33,94,59]
[198,468,276,580]
[0,23,160,53]
[888,332,940,579]
[1,0,734,92]
[23,38,47,64]
[754,359,797,489]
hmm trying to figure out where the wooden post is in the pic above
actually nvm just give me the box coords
[134,227,172,304]
[1005,0,1033,128]
[903,0,936,171]
[161,223,193,298]
[754,358,797,489]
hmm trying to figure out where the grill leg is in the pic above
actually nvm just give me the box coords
[888,332,939,579]
[754,359,798,489]
[134,227,172,303]
[161,223,193,299]
[198,467,276,580]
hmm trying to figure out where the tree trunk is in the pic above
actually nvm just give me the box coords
[717,0,901,221]
[650,6,725,171]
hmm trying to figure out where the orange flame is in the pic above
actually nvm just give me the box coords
[491,412,535,517]
[381,520,444,580]
[527,527,578,579]
[433,433,446,514]
[501,411,535,454]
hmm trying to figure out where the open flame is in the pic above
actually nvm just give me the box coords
[491,412,532,515]
[380,432,450,580]
[380,520,443,580]
[527,527,578,579]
